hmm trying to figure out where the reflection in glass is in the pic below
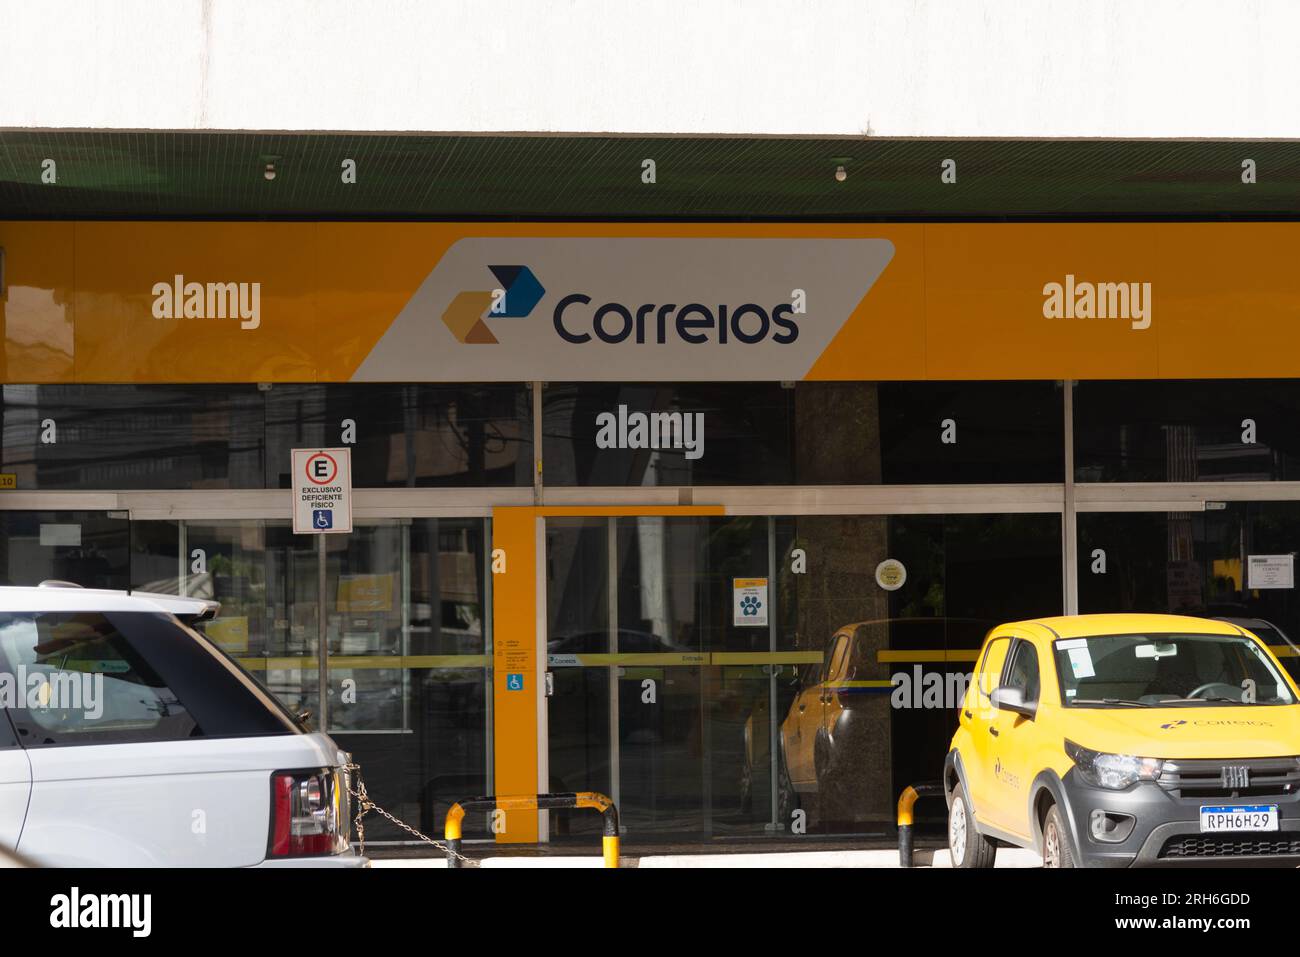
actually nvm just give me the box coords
[1075,379,1300,483]
[1079,503,1300,684]
[0,383,532,491]
[130,516,491,842]
[543,381,1064,486]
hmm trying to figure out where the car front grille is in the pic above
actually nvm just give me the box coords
[1158,756,1300,801]
[1160,834,1300,859]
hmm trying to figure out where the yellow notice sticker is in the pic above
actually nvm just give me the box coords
[0,474,15,490]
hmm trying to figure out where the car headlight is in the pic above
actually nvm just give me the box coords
[1065,739,1164,790]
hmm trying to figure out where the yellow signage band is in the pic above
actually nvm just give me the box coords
[7,221,1300,384]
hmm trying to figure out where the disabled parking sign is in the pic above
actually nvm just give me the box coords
[292,448,353,534]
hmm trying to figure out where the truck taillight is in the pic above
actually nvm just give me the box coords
[269,769,344,857]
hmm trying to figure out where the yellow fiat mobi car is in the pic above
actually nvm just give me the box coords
[945,613,1300,868]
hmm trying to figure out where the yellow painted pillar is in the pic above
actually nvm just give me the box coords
[491,507,539,843]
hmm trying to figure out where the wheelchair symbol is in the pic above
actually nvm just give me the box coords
[506,673,524,691]
[313,509,333,530]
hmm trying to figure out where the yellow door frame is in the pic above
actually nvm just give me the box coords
[490,505,723,843]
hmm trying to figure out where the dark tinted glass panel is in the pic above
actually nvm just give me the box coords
[1079,503,1300,682]
[1,383,531,490]
[772,513,1061,834]
[874,381,1063,484]
[544,381,1063,486]
[545,518,611,836]
[1,384,264,490]
[1075,379,1300,482]
[543,382,794,486]
[0,611,295,746]
[264,383,532,488]
[330,517,491,840]
[0,511,128,589]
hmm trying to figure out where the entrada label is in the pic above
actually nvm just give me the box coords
[151,274,261,329]
[1042,273,1151,330]
[595,405,704,460]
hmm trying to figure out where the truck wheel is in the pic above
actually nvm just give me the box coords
[1042,804,1076,868]
[949,782,997,868]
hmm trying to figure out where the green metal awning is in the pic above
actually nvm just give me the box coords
[2,131,1298,219]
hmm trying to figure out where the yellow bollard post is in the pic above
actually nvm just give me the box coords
[444,802,466,868]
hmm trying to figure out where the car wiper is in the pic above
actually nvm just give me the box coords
[1068,698,1150,707]
[1163,695,1251,705]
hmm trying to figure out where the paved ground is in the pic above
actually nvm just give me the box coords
[370,844,1041,868]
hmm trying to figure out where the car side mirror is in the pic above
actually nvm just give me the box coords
[990,686,1036,719]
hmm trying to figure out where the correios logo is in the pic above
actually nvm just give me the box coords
[151,274,261,330]
[1042,273,1151,330]
[1161,718,1273,730]
[441,265,545,343]
[443,263,804,346]
[554,291,800,346]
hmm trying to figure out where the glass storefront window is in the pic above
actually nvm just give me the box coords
[0,509,129,589]
[1075,379,1300,482]
[0,383,532,490]
[543,381,1064,486]
[130,516,492,841]
[1079,504,1300,682]
[264,383,532,488]
[1,384,264,490]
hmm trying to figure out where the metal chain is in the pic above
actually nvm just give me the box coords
[343,763,480,867]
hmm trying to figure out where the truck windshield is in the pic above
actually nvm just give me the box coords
[1053,633,1296,708]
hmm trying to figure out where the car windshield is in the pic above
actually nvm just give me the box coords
[1053,632,1296,708]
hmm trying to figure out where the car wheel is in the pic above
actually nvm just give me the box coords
[949,781,997,868]
[739,754,753,814]
[814,736,847,828]
[1042,804,1075,868]
[776,745,798,827]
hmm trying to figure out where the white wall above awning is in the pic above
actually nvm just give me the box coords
[3,0,1298,138]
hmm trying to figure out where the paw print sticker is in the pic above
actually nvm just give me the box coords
[733,578,769,627]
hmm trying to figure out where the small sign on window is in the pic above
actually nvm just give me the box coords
[733,578,769,628]
[39,523,81,547]
[1247,554,1294,590]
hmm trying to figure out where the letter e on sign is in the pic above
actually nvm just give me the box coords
[291,448,353,534]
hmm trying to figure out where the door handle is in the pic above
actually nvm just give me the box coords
[963,710,973,719]
[798,703,806,712]
[989,727,1000,737]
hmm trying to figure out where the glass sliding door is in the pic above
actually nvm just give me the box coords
[544,509,1063,844]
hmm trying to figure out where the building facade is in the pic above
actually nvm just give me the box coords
[3,217,1300,845]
